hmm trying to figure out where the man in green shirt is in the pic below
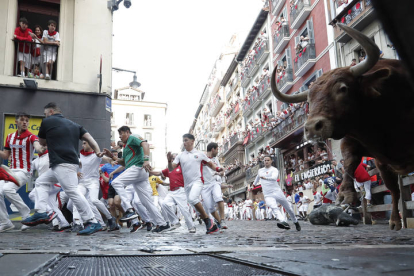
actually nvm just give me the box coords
[102,126,169,233]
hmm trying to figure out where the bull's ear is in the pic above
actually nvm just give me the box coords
[361,68,391,98]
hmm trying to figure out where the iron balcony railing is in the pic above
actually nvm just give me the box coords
[276,69,294,90]
[290,0,311,24]
[246,162,265,180]
[273,24,290,51]
[256,41,268,61]
[293,44,316,73]
[249,89,260,107]
[13,40,59,80]
[243,101,251,113]
[258,76,270,95]
[272,106,307,143]
[230,133,242,146]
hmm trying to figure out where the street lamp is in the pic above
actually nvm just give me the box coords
[112,67,141,89]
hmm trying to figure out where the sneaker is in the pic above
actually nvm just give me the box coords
[146,222,153,231]
[55,225,71,232]
[21,212,49,226]
[21,224,31,231]
[108,217,118,231]
[205,219,219,234]
[198,218,203,225]
[294,222,301,231]
[69,223,84,233]
[277,221,291,230]
[51,225,60,231]
[189,227,196,233]
[101,225,108,231]
[215,220,221,229]
[130,223,141,233]
[127,220,132,228]
[0,222,15,232]
[152,223,170,233]
[46,211,57,224]
[220,220,228,230]
[77,222,102,235]
[171,222,181,230]
[45,74,51,80]
[0,165,21,186]
[120,210,138,222]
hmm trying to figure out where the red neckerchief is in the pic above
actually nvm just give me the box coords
[48,30,57,36]
[36,34,42,39]
[80,149,94,156]
[39,150,49,157]
[15,130,32,140]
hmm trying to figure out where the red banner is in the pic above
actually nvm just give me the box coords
[234,102,240,113]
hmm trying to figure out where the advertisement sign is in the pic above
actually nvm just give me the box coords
[292,161,332,183]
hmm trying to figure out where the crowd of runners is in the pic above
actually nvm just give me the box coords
[0,102,300,235]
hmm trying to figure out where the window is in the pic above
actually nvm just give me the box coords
[126,113,134,125]
[300,69,323,91]
[266,101,273,114]
[294,19,315,48]
[14,0,61,80]
[277,48,292,69]
[144,114,152,126]
[145,132,152,141]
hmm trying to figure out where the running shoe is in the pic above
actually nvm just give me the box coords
[101,225,108,231]
[171,222,181,230]
[294,222,301,231]
[21,225,31,231]
[77,222,102,235]
[277,221,291,230]
[46,211,57,224]
[0,222,15,232]
[0,165,20,186]
[52,225,71,232]
[189,227,196,233]
[69,223,84,233]
[152,223,170,233]
[120,210,138,221]
[205,219,219,234]
[146,222,153,231]
[127,220,132,228]
[130,223,141,233]
[220,220,228,230]
[108,217,118,231]
[21,212,49,226]
[198,218,203,225]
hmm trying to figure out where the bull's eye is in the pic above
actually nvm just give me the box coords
[339,84,348,93]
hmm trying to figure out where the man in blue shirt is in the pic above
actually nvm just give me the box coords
[258,200,266,220]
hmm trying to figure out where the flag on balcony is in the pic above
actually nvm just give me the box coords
[299,53,302,57]
[303,47,306,53]
[295,57,298,62]
[243,135,249,145]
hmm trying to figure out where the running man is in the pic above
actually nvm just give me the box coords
[22,102,103,235]
[0,112,47,232]
[253,155,301,231]
[102,126,169,233]
[171,134,223,234]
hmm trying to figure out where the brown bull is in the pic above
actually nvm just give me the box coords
[271,23,414,231]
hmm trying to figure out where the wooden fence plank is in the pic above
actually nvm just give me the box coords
[402,175,414,186]
[366,204,393,213]
[371,185,389,194]
[406,201,414,210]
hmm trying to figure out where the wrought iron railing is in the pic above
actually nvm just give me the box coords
[246,162,265,180]
[293,44,316,73]
[256,41,269,62]
[290,0,311,24]
[273,24,290,51]
[272,106,307,143]
[276,69,293,89]
[258,76,270,95]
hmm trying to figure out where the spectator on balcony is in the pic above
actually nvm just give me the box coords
[358,56,365,63]
[350,58,357,66]
[32,65,44,79]
[42,20,60,80]
[300,35,309,48]
[298,157,304,171]
[29,25,43,75]
[14,17,33,78]
[295,43,303,56]
[262,0,270,11]
[280,15,288,26]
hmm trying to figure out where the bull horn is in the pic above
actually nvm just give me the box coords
[337,23,380,77]
[270,65,308,103]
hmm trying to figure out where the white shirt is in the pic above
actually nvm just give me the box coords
[157,184,168,199]
[245,199,253,207]
[203,156,221,185]
[173,149,211,185]
[31,153,50,177]
[253,166,281,195]
[300,196,310,207]
[79,153,101,181]
[314,192,322,205]
[42,30,60,51]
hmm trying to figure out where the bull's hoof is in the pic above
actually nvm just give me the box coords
[389,220,402,231]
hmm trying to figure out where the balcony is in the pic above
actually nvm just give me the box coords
[246,56,259,78]
[258,76,271,100]
[227,102,241,126]
[294,44,316,77]
[250,89,262,110]
[272,0,286,15]
[13,41,59,80]
[222,134,244,156]
[290,0,313,29]
[241,72,251,88]
[225,85,232,100]
[256,41,270,65]
[243,101,252,117]
[226,167,247,183]
[214,119,225,132]
[271,106,308,147]
[231,74,239,91]
[209,95,224,117]
[249,125,265,144]
[276,69,294,93]
[246,163,265,181]
[273,24,290,54]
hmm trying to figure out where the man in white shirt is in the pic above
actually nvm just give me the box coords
[253,156,300,231]
[172,134,223,234]
[298,192,311,220]
[244,197,253,220]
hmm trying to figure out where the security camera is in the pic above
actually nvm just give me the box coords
[124,0,131,8]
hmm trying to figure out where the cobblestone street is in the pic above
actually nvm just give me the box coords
[1,220,414,275]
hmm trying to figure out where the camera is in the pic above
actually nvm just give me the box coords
[124,0,131,8]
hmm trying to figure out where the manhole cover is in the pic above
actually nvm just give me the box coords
[37,255,290,275]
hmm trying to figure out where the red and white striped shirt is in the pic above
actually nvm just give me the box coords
[4,130,38,172]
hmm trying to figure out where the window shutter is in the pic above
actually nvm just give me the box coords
[277,60,283,67]
[306,19,315,44]
[294,36,300,46]
[316,69,323,78]
[286,48,292,68]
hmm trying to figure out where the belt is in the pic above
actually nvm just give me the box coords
[170,186,183,192]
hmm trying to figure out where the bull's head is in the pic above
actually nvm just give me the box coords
[271,24,383,141]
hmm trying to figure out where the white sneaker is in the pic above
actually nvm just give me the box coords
[0,222,15,232]
[21,224,31,231]
[45,74,51,80]
[189,227,196,233]
[172,222,181,230]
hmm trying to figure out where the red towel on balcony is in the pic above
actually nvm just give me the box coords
[299,53,302,57]
[295,57,298,62]
[303,47,306,53]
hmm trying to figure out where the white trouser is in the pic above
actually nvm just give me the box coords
[201,183,223,213]
[260,208,265,220]
[265,190,297,223]
[162,187,195,229]
[266,207,272,219]
[29,185,69,227]
[111,166,166,226]
[228,208,233,219]
[255,208,261,220]
[35,164,95,222]
[184,180,204,206]
[279,205,287,221]
[124,185,152,225]
[153,195,159,210]
[354,180,372,200]
[0,169,30,224]
[245,207,252,219]
[79,178,112,219]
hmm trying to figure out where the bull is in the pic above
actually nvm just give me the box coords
[271,23,414,231]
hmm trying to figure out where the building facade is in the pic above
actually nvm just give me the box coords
[112,87,167,171]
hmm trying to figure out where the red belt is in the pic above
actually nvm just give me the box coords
[170,186,183,192]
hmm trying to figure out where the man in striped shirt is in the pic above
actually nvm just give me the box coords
[0,112,46,232]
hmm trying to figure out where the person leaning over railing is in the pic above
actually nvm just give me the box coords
[28,25,44,79]
[42,20,60,80]
[14,17,33,78]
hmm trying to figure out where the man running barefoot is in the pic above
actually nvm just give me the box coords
[253,156,300,231]
[171,134,223,234]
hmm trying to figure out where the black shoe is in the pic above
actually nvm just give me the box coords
[51,225,60,231]
[294,222,301,231]
[127,220,132,228]
[205,219,219,234]
[146,222,153,231]
[120,210,138,222]
[70,224,84,232]
[277,221,291,230]
[130,223,141,233]
[53,225,71,232]
[198,218,203,225]
[108,218,119,231]
[152,223,170,233]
